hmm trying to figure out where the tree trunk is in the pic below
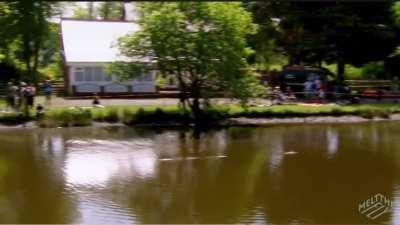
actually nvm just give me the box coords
[178,83,188,111]
[88,2,94,19]
[337,57,345,82]
[189,81,203,127]
[103,2,110,20]
[121,2,126,21]
[23,37,32,80]
[32,44,40,84]
[191,96,202,126]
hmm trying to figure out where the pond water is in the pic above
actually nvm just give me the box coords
[0,122,400,224]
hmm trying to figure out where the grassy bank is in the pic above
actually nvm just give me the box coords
[35,103,400,127]
[1,103,400,127]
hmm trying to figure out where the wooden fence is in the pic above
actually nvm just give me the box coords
[344,80,394,91]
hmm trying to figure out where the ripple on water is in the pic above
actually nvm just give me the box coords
[76,193,137,225]
[239,207,268,225]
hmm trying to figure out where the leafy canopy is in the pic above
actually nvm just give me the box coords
[112,2,264,111]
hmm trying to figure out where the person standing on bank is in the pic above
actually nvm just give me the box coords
[43,79,53,106]
[6,82,18,112]
[23,83,36,115]
[18,82,27,113]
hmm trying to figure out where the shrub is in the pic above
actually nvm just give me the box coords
[358,110,374,119]
[38,108,92,127]
[361,61,385,79]
[103,108,120,123]
[0,112,31,124]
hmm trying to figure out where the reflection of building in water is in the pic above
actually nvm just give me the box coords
[76,194,137,225]
[268,135,283,172]
[3,125,399,224]
[64,139,158,188]
[392,190,400,225]
[326,127,339,157]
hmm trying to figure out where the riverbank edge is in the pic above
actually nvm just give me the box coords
[1,113,400,129]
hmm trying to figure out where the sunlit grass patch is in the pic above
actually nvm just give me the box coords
[2,102,400,127]
[0,99,5,108]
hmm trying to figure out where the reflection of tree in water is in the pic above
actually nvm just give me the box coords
[254,124,398,224]
[107,125,399,224]
[0,130,77,224]
[1,124,398,224]
[103,128,269,223]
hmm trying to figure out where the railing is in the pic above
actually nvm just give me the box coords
[268,90,400,101]
[344,80,394,91]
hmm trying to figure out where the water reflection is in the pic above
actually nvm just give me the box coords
[64,139,157,188]
[0,123,399,224]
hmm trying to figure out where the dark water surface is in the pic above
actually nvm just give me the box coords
[0,122,399,224]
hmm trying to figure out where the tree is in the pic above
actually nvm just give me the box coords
[244,1,285,69]
[111,2,264,124]
[72,2,125,20]
[2,1,56,83]
[248,1,399,80]
[98,2,125,20]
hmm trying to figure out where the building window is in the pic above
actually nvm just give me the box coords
[144,72,153,81]
[84,67,93,81]
[93,67,103,81]
[105,72,112,81]
[74,68,84,82]
[74,67,111,82]
[136,71,153,82]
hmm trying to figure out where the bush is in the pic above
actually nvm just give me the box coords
[38,108,92,127]
[361,61,385,79]
[103,108,120,123]
[0,112,31,124]
[123,107,192,125]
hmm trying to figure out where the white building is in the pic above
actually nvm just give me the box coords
[60,19,156,95]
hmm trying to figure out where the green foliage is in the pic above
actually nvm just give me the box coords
[91,107,122,123]
[102,108,120,123]
[73,6,90,19]
[361,61,386,79]
[97,2,124,20]
[38,108,92,127]
[105,62,148,81]
[39,61,63,80]
[0,1,58,82]
[2,103,400,127]
[324,62,386,80]
[249,1,399,79]
[0,112,30,124]
[38,23,63,80]
[126,107,191,125]
[392,1,400,26]
[155,73,168,87]
[72,2,124,20]
[112,2,265,118]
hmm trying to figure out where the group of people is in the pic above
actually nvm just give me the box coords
[5,79,53,116]
[303,77,327,100]
[271,75,355,105]
[271,86,297,105]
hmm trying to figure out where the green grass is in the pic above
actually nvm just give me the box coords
[0,99,5,108]
[225,104,400,118]
[2,103,400,128]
